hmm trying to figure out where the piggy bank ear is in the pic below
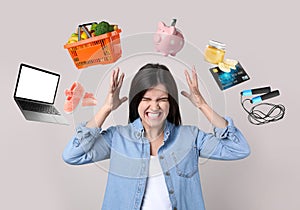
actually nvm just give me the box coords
[157,21,166,29]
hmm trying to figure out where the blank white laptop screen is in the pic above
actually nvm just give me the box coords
[15,65,59,104]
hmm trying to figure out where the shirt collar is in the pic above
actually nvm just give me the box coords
[132,118,144,132]
[132,118,173,141]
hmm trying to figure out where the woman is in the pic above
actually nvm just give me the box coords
[62,63,250,210]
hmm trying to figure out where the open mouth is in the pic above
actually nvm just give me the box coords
[146,112,162,120]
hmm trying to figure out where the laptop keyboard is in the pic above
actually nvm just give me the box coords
[18,100,61,115]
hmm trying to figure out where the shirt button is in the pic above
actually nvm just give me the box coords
[233,137,239,143]
[159,155,164,160]
[169,189,174,194]
[165,171,170,176]
[135,132,141,138]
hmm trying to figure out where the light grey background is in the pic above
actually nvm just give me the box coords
[1,0,299,209]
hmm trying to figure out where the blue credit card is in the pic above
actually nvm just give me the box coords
[209,62,250,91]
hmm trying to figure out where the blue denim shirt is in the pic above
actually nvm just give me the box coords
[62,117,250,210]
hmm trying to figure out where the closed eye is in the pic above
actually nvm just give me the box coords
[141,97,169,102]
[141,97,151,101]
[158,97,169,102]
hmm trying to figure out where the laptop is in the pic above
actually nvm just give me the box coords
[14,63,69,125]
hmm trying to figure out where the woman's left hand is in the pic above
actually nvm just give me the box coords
[181,67,207,109]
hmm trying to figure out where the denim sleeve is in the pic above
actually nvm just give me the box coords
[62,122,114,165]
[197,117,251,160]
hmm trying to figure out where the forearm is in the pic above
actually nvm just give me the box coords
[62,135,94,165]
[63,124,111,165]
[198,117,251,160]
[86,105,111,128]
[198,103,228,128]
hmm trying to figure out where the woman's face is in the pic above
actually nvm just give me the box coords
[138,84,170,130]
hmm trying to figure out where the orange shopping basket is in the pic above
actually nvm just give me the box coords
[64,22,122,69]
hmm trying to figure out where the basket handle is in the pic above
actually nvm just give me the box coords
[77,22,97,41]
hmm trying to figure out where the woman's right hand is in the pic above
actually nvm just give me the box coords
[86,68,127,128]
[104,67,128,112]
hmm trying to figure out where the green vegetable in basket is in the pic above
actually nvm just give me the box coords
[95,21,109,36]
[90,23,98,32]
[94,21,114,36]
[108,25,114,32]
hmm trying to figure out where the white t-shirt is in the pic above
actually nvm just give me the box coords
[141,156,172,210]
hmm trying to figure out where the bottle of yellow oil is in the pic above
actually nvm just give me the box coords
[204,40,226,64]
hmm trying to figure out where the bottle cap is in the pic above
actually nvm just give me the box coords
[208,40,226,50]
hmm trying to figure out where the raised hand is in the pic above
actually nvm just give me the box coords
[104,67,128,111]
[86,68,127,128]
[181,66,228,128]
[181,67,207,109]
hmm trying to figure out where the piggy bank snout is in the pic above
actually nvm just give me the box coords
[154,34,161,43]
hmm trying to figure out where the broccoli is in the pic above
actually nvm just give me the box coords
[90,22,98,32]
[94,21,113,36]
[108,25,114,32]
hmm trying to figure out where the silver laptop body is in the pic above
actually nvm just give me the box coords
[14,63,69,125]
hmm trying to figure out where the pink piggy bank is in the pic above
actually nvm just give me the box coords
[154,20,185,56]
